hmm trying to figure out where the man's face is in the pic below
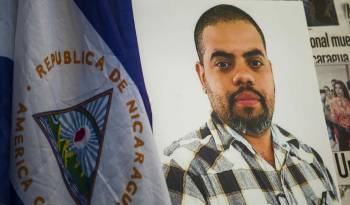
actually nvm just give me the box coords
[196,21,275,136]
[331,80,336,88]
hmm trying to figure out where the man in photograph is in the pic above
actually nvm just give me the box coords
[163,4,338,205]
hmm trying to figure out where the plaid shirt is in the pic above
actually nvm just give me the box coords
[163,113,338,205]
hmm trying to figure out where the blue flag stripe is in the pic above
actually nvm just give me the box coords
[73,0,152,125]
[0,56,13,205]
[0,56,24,205]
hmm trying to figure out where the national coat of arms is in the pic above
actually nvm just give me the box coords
[33,89,113,205]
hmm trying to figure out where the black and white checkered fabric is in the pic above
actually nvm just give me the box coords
[163,113,338,205]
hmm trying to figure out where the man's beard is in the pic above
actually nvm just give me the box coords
[209,86,273,136]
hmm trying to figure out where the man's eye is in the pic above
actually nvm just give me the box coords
[248,59,263,68]
[215,61,231,70]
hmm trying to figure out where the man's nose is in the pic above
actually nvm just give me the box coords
[232,62,255,86]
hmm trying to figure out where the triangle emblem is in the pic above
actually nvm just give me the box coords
[33,88,113,205]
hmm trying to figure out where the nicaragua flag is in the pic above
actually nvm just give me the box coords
[10,1,171,205]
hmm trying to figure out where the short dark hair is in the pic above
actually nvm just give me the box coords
[194,4,266,63]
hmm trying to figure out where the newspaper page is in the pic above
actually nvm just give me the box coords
[305,0,350,203]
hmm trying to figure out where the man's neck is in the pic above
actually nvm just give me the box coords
[244,129,275,168]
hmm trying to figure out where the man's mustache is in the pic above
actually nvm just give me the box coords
[229,86,266,105]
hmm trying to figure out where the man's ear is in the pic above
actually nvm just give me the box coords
[195,62,207,94]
